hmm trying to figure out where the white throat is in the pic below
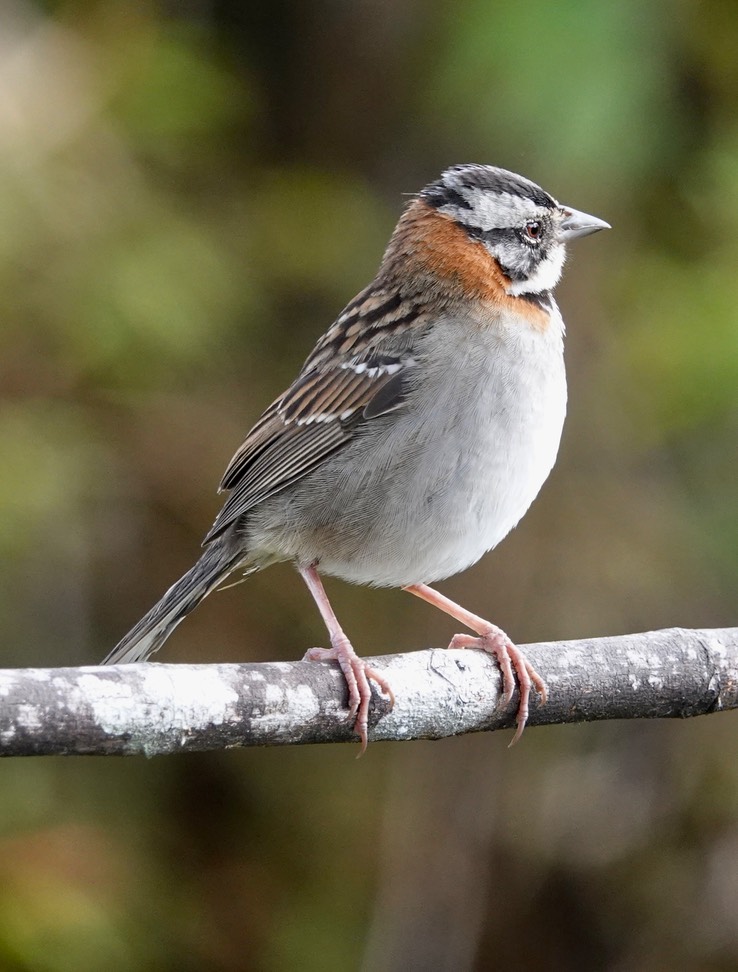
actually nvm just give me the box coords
[507,246,566,296]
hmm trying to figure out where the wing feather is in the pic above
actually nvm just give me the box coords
[205,286,431,544]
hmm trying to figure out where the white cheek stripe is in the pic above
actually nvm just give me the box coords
[507,249,566,296]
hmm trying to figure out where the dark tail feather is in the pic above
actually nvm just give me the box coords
[102,540,244,665]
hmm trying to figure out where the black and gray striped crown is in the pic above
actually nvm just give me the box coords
[420,164,557,219]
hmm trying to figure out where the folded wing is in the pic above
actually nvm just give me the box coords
[204,287,430,543]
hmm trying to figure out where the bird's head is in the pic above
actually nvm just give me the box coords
[419,163,610,297]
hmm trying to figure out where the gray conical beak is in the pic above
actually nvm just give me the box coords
[559,206,611,241]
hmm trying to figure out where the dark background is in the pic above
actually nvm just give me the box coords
[1,2,737,969]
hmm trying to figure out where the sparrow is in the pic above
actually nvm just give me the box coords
[103,164,609,751]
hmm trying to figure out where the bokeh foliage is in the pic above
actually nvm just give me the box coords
[1,1,737,970]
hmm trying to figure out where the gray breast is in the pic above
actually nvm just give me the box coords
[246,309,567,588]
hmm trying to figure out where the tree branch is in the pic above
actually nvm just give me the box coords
[1,627,736,756]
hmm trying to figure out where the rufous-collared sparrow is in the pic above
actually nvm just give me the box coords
[103,164,609,751]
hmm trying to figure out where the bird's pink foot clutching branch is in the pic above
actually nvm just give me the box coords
[301,562,545,751]
[300,563,395,753]
[403,583,547,745]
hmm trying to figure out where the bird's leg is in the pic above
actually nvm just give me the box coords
[299,563,394,753]
[402,583,547,745]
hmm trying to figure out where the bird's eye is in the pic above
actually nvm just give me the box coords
[524,221,542,242]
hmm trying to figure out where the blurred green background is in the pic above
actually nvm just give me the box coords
[1,1,737,969]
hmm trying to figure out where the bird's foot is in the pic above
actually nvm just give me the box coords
[402,584,547,746]
[303,639,395,755]
[449,625,546,745]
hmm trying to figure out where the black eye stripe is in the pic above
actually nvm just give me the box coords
[463,221,550,243]
[466,227,517,245]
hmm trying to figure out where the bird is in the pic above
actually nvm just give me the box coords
[103,163,609,751]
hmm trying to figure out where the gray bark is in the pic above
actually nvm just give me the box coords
[0,626,735,757]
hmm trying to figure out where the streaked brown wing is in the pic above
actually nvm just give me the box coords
[205,416,349,543]
[204,283,431,545]
[204,354,412,544]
